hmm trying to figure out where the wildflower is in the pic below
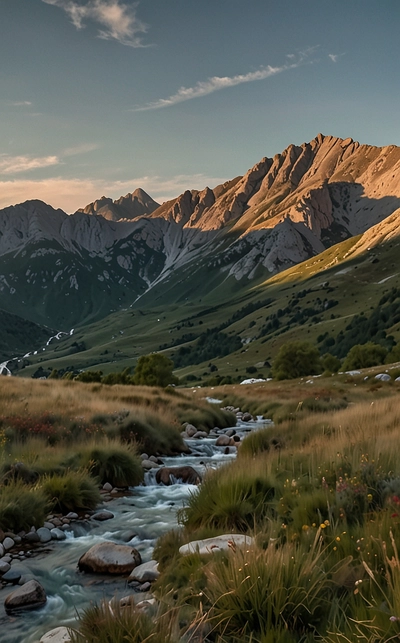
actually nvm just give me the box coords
[324,519,330,526]
[320,524,326,529]
[367,494,373,502]
[336,536,341,542]
[302,525,309,531]
[390,616,398,622]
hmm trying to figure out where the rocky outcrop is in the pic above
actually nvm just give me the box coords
[78,542,141,574]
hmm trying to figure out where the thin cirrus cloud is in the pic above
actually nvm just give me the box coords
[133,49,317,112]
[62,143,101,156]
[42,0,149,47]
[0,155,60,175]
[9,101,32,107]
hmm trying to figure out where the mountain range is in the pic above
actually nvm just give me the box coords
[1,134,400,378]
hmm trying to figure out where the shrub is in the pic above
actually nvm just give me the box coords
[180,459,279,532]
[41,470,101,513]
[118,413,185,455]
[70,600,174,643]
[271,341,322,380]
[82,443,143,487]
[203,540,339,639]
[0,481,48,531]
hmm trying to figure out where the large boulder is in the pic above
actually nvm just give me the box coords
[78,541,141,574]
[156,466,201,486]
[179,534,254,556]
[5,579,47,612]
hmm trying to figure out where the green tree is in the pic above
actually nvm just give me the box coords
[342,342,387,371]
[74,370,103,383]
[133,354,178,387]
[271,341,321,380]
[321,353,341,374]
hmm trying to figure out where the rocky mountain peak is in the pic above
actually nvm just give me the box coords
[77,188,159,222]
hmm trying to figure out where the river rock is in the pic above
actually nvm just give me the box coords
[179,534,254,556]
[375,373,391,381]
[2,568,22,584]
[155,466,201,486]
[102,482,113,492]
[128,560,159,583]
[51,528,67,541]
[37,527,52,543]
[242,413,253,422]
[78,542,141,574]
[193,431,208,439]
[0,543,4,557]
[5,579,47,612]
[0,561,11,574]
[3,537,15,551]
[66,512,78,520]
[141,459,159,469]
[185,423,198,437]
[215,435,231,447]
[92,510,114,521]
[24,531,40,543]
[39,626,72,642]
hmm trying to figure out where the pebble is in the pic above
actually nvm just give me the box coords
[102,482,113,492]
[3,537,15,551]
[0,561,11,574]
[51,528,67,541]
[66,512,78,520]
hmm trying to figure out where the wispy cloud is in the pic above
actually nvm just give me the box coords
[9,101,32,107]
[0,155,60,175]
[132,49,317,111]
[0,174,227,213]
[62,143,100,156]
[42,0,149,47]
[328,53,345,63]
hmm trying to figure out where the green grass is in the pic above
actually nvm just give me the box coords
[41,470,101,513]
[0,480,48,531]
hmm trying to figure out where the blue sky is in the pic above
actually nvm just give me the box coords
[1,0,399,212]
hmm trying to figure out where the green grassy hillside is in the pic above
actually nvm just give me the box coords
[13,229,400,381]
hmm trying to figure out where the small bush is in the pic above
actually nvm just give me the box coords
[180,459,279,532]
[203,540,339,639]
[41,470,101,513]
[70,600,175,643]
[0,481,48,531]
[82,444,143,487]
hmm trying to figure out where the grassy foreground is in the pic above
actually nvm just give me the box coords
[144,376,400,642]
[0,377,235,531]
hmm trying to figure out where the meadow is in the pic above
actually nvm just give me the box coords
[3,374,400,641]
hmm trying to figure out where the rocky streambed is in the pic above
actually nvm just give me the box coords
[0,409,270,643]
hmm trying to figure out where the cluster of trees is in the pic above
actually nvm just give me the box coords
[49,354,178,388]
[271,339,400,381]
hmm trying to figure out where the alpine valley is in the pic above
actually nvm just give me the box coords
[2,133,400,381]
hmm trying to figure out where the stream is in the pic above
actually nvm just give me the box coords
[0,419,268,643]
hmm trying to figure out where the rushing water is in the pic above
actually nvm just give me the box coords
[0,420,268,643]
